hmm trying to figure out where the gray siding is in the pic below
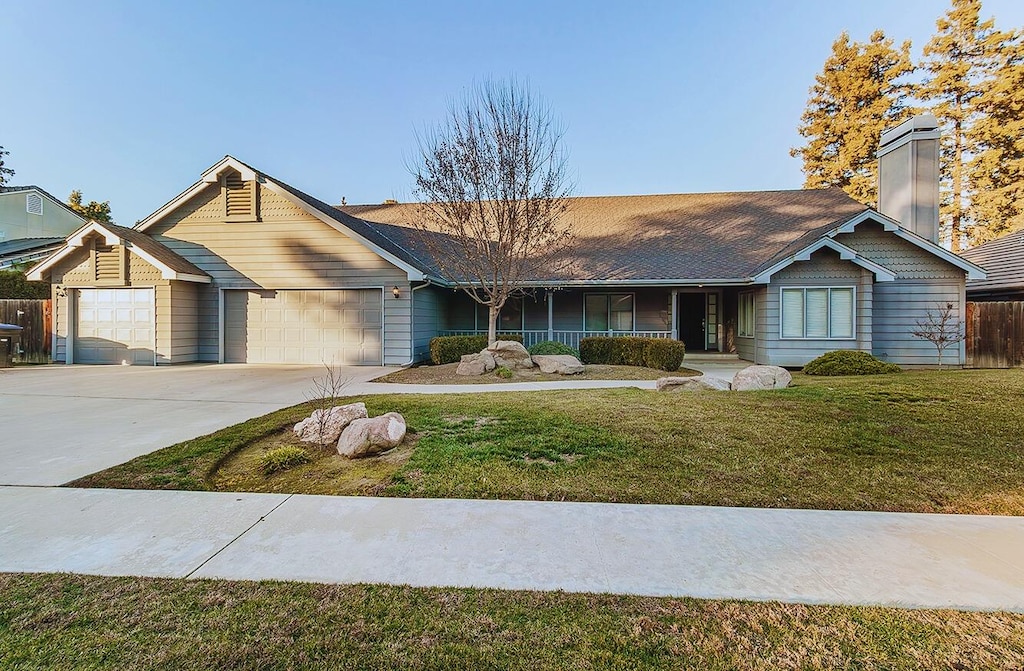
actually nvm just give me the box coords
[413,285,443,362]
[168,281,199,363]
[734,287,762,362]
[758,250,872,367]
[148,181,413,365]
[0,190,84,241]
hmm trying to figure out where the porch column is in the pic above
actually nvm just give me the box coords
[546,290,554,341]
[670,289,678,340]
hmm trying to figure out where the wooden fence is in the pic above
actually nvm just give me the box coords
[0,299,52,363]
[965,301,1024,368]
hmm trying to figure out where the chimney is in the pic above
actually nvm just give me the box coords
[877,114,940,243]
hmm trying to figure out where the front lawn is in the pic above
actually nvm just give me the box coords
[71,370,1024,514]
[3,573,1023,670]
[373,362,695,384]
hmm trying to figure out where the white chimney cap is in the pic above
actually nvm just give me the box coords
[880,114,940,154]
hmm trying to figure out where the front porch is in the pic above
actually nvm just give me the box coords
[436,286,747,354]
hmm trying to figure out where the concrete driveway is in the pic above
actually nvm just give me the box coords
[0,364,390,486]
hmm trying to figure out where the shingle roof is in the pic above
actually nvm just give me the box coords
[342,188,871,282]
[103,222,209,277]
[961,229,1024,293]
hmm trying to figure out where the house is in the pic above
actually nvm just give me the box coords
[27,115,984,367]
[0,186,87,269]
[961,229,1024,301]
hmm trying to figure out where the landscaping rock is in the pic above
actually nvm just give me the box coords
[731,365,792,391]
[532,354,584,375]
[487,340,534,369]
[337,412,407,458]
[456,351,496,376]
[656,375,731,392]
[293,402,368,445]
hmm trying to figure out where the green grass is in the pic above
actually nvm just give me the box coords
[2,573,1023,670]
[71,370,1024,515]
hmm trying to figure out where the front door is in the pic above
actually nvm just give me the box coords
[677,293,706,352]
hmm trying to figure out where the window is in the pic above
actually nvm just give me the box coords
[584,293,634,332]
[738,292,755,337]
[781,287,855,339]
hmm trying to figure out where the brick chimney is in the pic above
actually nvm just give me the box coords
[877,114,941,244]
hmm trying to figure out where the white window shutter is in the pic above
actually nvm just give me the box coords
[829,289,854,338]
[781,289,804,338]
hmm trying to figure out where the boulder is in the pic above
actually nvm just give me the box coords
[731,365,792,391]
[337,412,407,458]
[532,354,584,375]
[656,375,731,392]
[456,351,496,376]
[486,340,534,369]
[293,402,368,445]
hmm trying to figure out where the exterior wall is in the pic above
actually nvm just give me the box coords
[167,281,199,363]
[412,285,444,362]
[838,221,968,366]
[734,287,763,362]
[148,181,414,365]
[757,249,872,367]
[0,191,84,242]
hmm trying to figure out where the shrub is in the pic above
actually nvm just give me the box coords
[494,366,514,379]
[527,340,580,358]
[579,336,686,371]
[259,446,311,475]
[0,270,49,299]
[802,350,902,376]
[429,334,524,365]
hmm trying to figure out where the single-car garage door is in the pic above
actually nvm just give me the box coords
[224,289,382,365]
[75,288,155,365]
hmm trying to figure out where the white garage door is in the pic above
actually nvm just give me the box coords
[224,289,383,365]
[75,288,155,365]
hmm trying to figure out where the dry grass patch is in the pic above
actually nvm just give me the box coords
[373,362,696,384]
[2,573,1024,670]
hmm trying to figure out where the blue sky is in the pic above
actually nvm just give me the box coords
[3,0,1023,224]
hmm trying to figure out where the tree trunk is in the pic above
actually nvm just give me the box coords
[488,304,499,346]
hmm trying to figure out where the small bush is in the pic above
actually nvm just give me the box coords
[429,334,524,365]
[495,366,514,379]
[527,340,580,358]
[802,350,902,376]
[259,446,311,475]
[0,270,50,299]
[579,337,685,371]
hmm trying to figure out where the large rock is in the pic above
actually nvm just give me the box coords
[487,340,534,369]
[456,351,496,376]
[293,402,368,445]
[656,375,731,392]
[731,365,792,391]
[337,412,407,458]
[532,354,584,375]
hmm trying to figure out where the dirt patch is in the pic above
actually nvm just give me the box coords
[375,363,698,385]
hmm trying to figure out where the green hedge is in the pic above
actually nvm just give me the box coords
[578,337,685,371]
[0,270,50,299]
[429,334,524,365]
[802,350,902,376]
[527,340,580,359]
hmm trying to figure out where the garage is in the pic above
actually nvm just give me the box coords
[224,289,383,365]
[74,288,156,365]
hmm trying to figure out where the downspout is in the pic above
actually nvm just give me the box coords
[400,280,433,367]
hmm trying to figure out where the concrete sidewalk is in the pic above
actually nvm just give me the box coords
[3,486,1022,612]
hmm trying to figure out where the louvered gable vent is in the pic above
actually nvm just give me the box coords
[94,243,122,282]
[223,171,256,220]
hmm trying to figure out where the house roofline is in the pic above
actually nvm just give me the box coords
[752,237,897,283]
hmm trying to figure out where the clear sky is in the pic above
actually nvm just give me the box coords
[3,0,1023,224]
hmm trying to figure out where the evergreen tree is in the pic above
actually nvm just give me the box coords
[918,0,1004,251]
[967,30,1024,243]
[792,30,914,206]
[0,145,13,186]
[67,189,114,224]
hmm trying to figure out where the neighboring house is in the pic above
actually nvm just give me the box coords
[28,115,984,367]
[0,186,86,269]
[961,229,1024,301]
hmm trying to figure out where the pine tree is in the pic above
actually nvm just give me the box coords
[967,30,1024,243]
[0,146,13,186]
[67,190,114,224]
[792,30,914,206]
[918,0,1004,251]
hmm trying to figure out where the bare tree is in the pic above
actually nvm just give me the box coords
[304,361,351,451]
[911,301,966,369]
[410,79,574,345]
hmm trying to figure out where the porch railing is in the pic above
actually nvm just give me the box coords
[439,330,673,349]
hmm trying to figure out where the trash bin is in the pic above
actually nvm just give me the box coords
[0,323,23,368]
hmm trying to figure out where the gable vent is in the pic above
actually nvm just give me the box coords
[95,244,121,281]
[26,193,42,215]
[224,172,255,219]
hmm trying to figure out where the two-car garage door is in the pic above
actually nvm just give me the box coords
[224,289,383,365]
